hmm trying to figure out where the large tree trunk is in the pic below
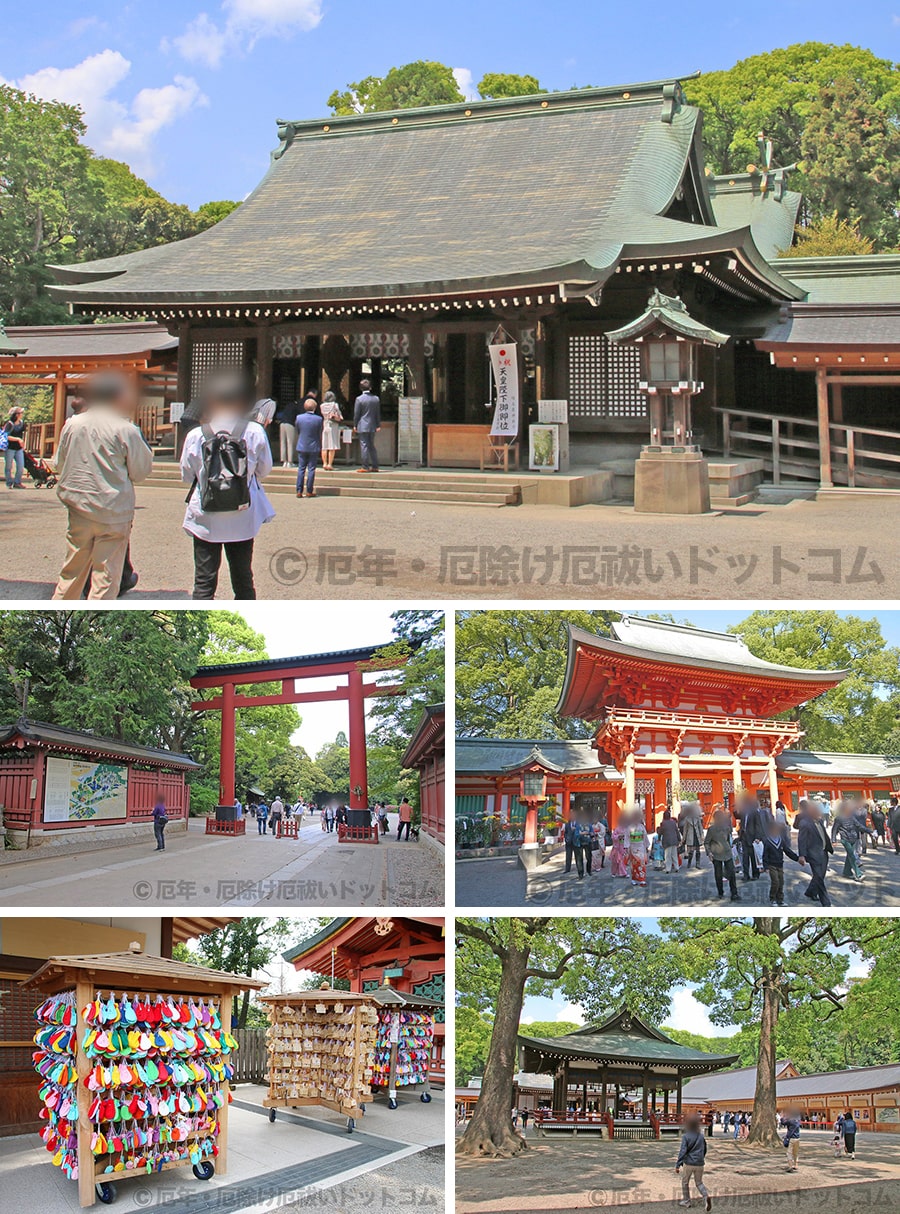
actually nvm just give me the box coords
[458,939,530,1158]
[748,965,781,1147]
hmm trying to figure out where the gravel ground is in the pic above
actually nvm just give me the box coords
[1,485,897,600]
[455,1133,900,1212]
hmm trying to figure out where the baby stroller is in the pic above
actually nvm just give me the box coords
[23,450,57,487]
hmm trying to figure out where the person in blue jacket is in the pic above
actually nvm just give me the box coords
[675,1114,711,1210]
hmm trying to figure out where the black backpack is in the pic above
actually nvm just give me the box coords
[191,421,251,512]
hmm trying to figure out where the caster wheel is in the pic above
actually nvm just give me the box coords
[95,1182,116,1204]
[388,1098,398,1110]
[346,1117,355,1133]
[269,1108,277,1123]
[192,1161,215,1180]
[420,1092,432,1103]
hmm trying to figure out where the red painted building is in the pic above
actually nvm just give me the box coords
[0,720,198,850]
[402,703,445,847]
[283,917,446,1083]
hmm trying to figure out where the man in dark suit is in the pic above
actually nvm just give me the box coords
[736,793,763,881]
[797,799,834,906]
[353,378,381,472]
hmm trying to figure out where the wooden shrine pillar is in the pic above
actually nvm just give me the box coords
[561,784,572,823]
[624,752,636,806]
[407,323,426,401]
[256,323,273,397]
[601,1069,608,1112]
[347,667,369,809]
[767,755,780,807]
[218,680,237,806]
[676,1075,683,1117]
[494,777,505,825]
[176,324,192,407]
[816,366,833,487]
[582,1082,588,1114]
[552,1067,567,1109]
[523,802,539,845]
[52,369,67,444]
[641,1070,649,1120]
[563,1061,570,1110]
[731,750,743,794]
[664,1088,670,1118]
[671,752,682,812]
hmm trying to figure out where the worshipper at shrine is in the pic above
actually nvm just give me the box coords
[831,799,875,881]
[674,1114,712,1211]
[760,816,804,906]
[295,395,324,498]
[626,809,650,887]
[3,406,26,489]
[320,390,344,471]
[152,797,168,851]
[353,378,381,472]
[704,809,739,901]
[181,369,275,599]
[276,397,301,468]
[781,1109,802,1172]
[658,808,682,874]
[840,1111,858,1158]
[610,815,630,878]
[797,800,834,906]
[593,809,609,869]
[52,371,153,600]
[889,796,900,854]
[679,800,705,868]
[397,796,413,842]
[735,792,764,882]
[571,810,593,879]
[255,799,268,834]
[871,802,887,846]
[269,796,284,835]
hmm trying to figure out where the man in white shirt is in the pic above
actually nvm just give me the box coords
[53,372,153,600]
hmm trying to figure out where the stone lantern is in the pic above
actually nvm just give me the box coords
[606,290,727,514]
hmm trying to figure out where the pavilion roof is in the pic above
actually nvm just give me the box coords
[22,949,265,995]
[1,321,177,360]
[757,302,900,351]
[519,1007,740,1075]
[682,1061,900,1105]
[47,80,801,312]
[401,703,445,770]
[776,750,900,779]
[557,617,849,720]
[708,174,802,262]
[455,738,621,780]
[774,254,900,304]
[605,289,729,345]
[282,916,444,978]
[0,718,200,770]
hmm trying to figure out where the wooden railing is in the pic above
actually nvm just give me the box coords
[337,823,380,844]
[715,407,900,488]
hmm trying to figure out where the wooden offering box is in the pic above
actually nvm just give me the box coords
[24,946,264,1209]
[262,990,378,1131]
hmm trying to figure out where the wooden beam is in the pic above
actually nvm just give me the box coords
[815,366,833,487]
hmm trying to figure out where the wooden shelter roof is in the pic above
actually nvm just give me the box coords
[47,79,801,312]
[519,1008,739,1075]
[22,949,265,994]
[557,617,848,720]
[0,718,200,770]
[401,703,445,770]
[1,321,177,361]
[283,916,444,979]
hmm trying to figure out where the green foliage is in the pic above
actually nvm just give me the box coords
[266,745,334,801]
[729,610,900,752]
[457,1006,494,1085]
[455,610,620,739]
[779,214,875,258]
[178,917,292,1026]
[194,200,240,229]
[685,42,900,250]
[0,385,54,423]
[328,61,463,115]
[478,74,545,99]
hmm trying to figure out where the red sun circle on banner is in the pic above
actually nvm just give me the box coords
[499,349,506,356]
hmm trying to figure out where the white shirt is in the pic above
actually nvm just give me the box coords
[253,398,276,426]
[181,416,275,543]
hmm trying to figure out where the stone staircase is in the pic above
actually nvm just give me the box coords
[144,462,522,507]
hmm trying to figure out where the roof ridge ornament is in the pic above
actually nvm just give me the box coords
[660,81,686,124]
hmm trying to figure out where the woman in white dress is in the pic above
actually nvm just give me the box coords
[320,390,343,470]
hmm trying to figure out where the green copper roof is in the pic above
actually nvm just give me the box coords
[708,173,802,261]
[48,79,800,310]
[774,254,900,304]
[519,1008,740,1073]
[0,322,27,356]
[606,289,729,345]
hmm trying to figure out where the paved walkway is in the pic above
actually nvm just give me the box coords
[456,839,900,908]
[2,1083,444,1214]
[0,817,444,908]
[1,485,896,599]
[456,1131,900,1213]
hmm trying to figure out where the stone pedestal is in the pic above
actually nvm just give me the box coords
[634,447,710,514]
[517,842,542,871]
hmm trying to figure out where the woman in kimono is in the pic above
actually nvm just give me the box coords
[609,810,629,878]
[627,809,650,887]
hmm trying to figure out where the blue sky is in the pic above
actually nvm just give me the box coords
[2,2,899,206]
[634,609,900,649]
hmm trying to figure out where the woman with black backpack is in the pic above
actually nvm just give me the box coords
[181,370,275,599]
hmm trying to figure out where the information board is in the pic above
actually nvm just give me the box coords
[43,757,128,823]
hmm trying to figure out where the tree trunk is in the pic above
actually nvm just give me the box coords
[458,939,530,1158]
[748,966,781,1147]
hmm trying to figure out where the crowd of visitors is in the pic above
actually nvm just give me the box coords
[33,368,385,599]
[232,795,417,841]
[562,792,900,905]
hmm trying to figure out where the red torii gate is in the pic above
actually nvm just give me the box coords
[189,645,402,809]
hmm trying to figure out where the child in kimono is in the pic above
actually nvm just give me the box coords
[628,810,650,887]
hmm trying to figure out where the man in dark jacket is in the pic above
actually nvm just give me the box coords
[797,800,834,906]
[760,819,803,906]
[353,379,381,472]
[889,797,900,854]
[736,794,762,881]
[675,1114,711,1211]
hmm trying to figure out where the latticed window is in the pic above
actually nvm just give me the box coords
[413,974,445,1022]
[190,339,246,397]
[568,334,645,419]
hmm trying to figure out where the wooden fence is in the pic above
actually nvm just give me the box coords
[232,1028,267,1084]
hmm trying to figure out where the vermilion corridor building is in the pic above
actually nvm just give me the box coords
[455,618,900,844]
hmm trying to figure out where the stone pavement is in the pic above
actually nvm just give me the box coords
[1,1082,444,1214]
[456,838,900,908]
[0,816,444,908]
[455,1130,900,1213]
[1,483,896,600]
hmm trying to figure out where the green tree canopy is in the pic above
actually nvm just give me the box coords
[175,917,292,1027]
[778,214,875,258]
[328,61,463,115]
[478,73,545,99]
[729,610,900,752]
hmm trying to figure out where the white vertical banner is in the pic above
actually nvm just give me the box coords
[489,341,519,436]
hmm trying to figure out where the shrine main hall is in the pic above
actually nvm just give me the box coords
[455,617,900,843]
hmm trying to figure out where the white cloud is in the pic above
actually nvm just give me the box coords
[6,51,206,175]
[454,66,477,100]
[666,989,737,1037]
[166,0,323,67]
[556,1002,585,1025]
